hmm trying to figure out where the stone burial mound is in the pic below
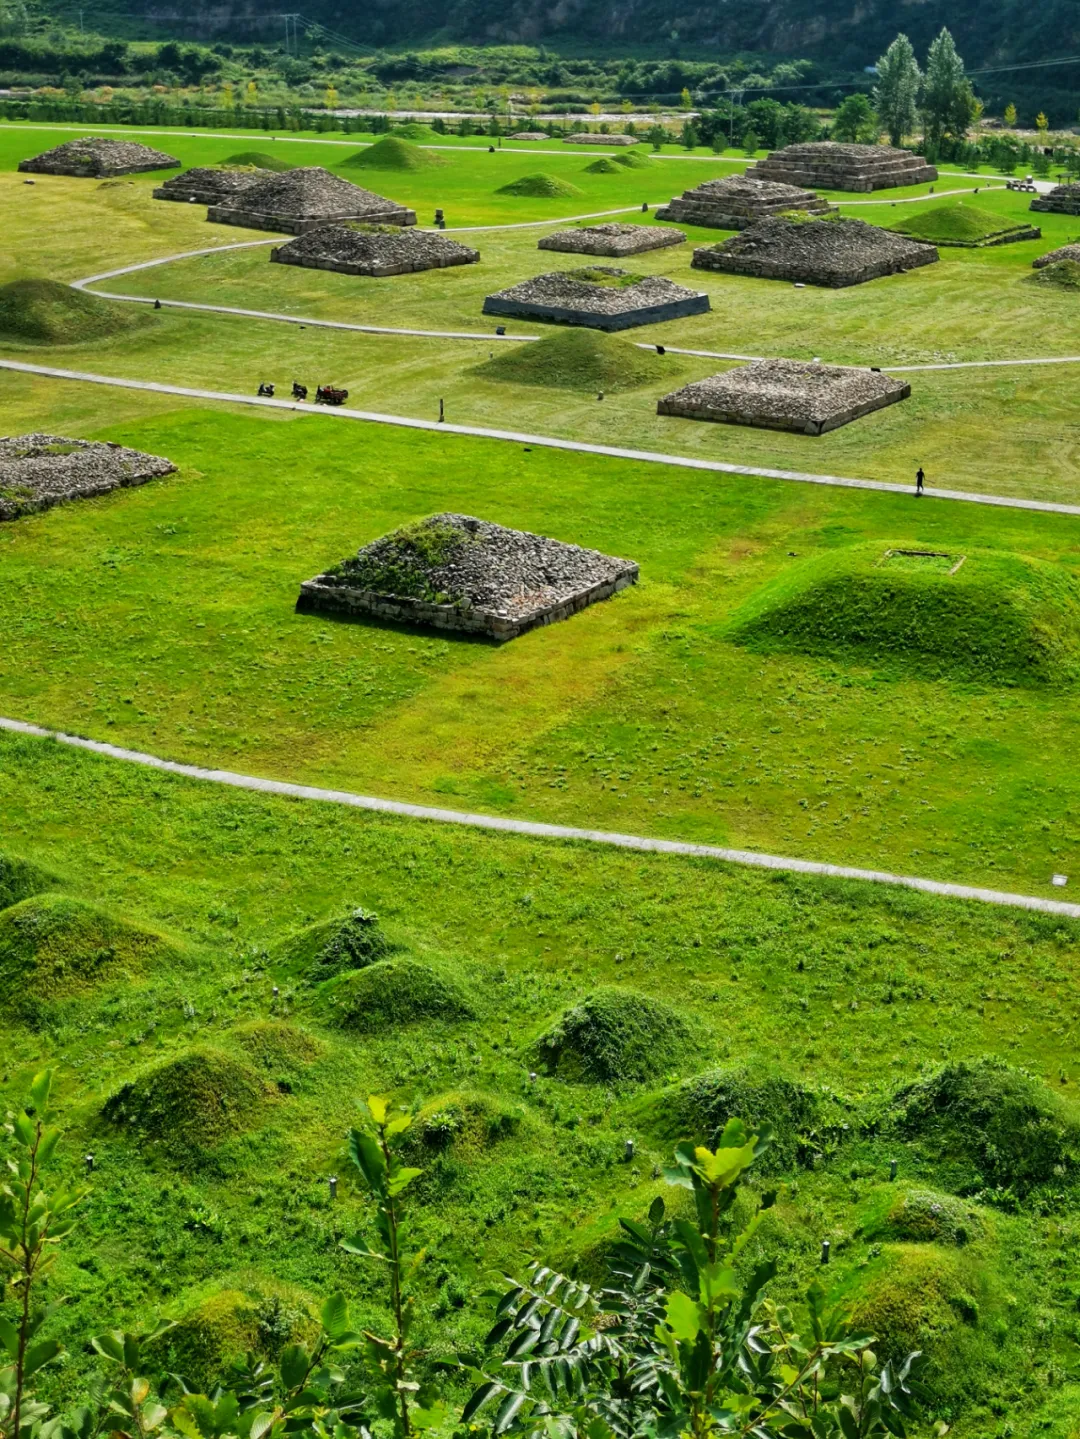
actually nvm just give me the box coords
[693,216,938,287]
[297,512,639,642]
[1030,182,1080,216]
[888,201,1040,247]
[206,166,417,234]
[483,266,709,331]
[655,174,835,230]
[153,166,264,205]
[1034,242,1080,268]
[511,131,549,141]
[0,433,176,521]
[18,136,180,177]
[270,224,479,277]
[565,133,640,146]
[538,222,686,257]
[657,358,910,436]
[749,141,937,193]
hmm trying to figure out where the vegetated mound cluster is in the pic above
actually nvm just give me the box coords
[275,906,393,982]
[205,166,417,234]
[297,511,639,641]
[325,958,475,1031]
[727,542,1080,686]
[1027,259,1080,290]
[655,174,834,230]
[0,432,176,521]
[343,136,446,171]
[538,222,686,257]
[103,1049,275,1154]
[534,985,691,1085]
[0,278,150,346]
[18,136,179,177]
[692,215,938,287]
[271,224,479,277]
[887,201,1040,247]
[483,266,709,331]
[658,357,909,435]
[474,327,673,391]
[749,141,937,193]
[496,172,582,198]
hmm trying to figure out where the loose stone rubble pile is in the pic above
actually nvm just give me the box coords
[18,137,180,177]
[565,134,640,145]
[153,167,263,205]
[483,267,709,330]
[271,225,480,276]
[692,216,938,287]
[656,174,834,229]
[750,142,937,193]
[1030,183,1080,216]
[297,512,639,640]
[207,166,417,234]
[0,434,177,520]
[538,223,686,256]
[511,131,550,141]
[1033,242,1080,267]
[657,359,911,435]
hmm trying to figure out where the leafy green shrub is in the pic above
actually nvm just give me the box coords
[275,907,393,981]
[0,851,59,910]
[472,328,674,392]
[103,1049,275,1154]
[326,959,475,1032]
[534,986,690,1085]
[0,278,152,345]
[496,172,582,198]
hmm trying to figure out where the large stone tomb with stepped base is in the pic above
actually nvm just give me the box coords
[18,137,179,178]
[657,359,911,436]
[1030,183,1080,216]
[296,513,639,641]
[153,167,263,205]
[655,174,834,229]
[483,267,709,331]
[538,223,686,257]
[749,142,937,193]
[271,225,479,276]
[207,167,417,234]
[692,216,938,288]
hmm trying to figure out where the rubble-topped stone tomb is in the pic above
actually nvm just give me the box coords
[296,513,639,641]
[483,266,709,331]
[153,166,263,205]
[1030,183,1080,216]
[692,216,938,287]
[565,134,640,145]
[655,174,834,229]
[0,433,177,521]
[750,142,937,193]
[511,131,550,141]
[207,166,417,234]
[18,137,179,177]
[1033,242,1080,268]
[271,224,479,276]
[657,359,910,436]
[538,223,686,257]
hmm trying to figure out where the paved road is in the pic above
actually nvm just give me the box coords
[1,715,1075,919]
[5,355,1080,517]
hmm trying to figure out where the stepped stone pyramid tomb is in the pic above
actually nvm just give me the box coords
[18,137,179,177]
[297,513,639,641]
[657,359,910,436]
[483,267,709,331]
[153,167,263,205]
[693,216,938,287]
[1030,183,1080,216]
[749,142,937,193]
[655,174,834,229]
[538,223,686,257]
[207,167,417,234]
[271,225,479,276]
[0,433,177,520]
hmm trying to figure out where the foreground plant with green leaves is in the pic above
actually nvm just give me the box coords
[463,1123,921,1439]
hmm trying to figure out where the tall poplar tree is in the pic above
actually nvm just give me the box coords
[921,27,978,150]
[873,33,921,147]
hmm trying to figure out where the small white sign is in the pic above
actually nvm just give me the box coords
[1052,874,1068,887]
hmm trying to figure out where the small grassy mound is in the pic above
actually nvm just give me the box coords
[0,852,60,910]
[534,986,691,1086]
[221,150,292,171]
[472,328,671,392]
[614,149,653,169]
[408,1089,525,1159]
[231,1020,324,1073]
[0,278,151,345]
[868,1187,984,1246]
[0,893,176,1007]
[1026,258,1080,290]
[892,1059,1080,1193]
[496,172,582,198]
[103,1049,274,1153]
[343,136,445,171]
[273,907,393,981]
[889,202,1026,244]
[326,958,475,1032]
[390,121,436,141]
[145,1290,261,1389]
[584,157,621,174]
[727,543,1080,687]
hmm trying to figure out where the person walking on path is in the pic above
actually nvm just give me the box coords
[916,466,925,496]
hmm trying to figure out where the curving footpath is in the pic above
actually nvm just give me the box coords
[1,714,1076,919]
[4,354,1080,517]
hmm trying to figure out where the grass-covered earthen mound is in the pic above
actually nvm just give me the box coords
[103,1049,275,1153]
[1026,258,1080,290]
[584,157,621,174]
[343,136,446,171]
[728,543,1080,686]
[0,279,151,345]
[864,1187,984,1247]
[231,1020,324,1072]
[221,150,292,171]
[615,149,654,169]
[889,202,1034,245]
[891,1058,1080,1193]
[326,958,475,1032]
[473,328,674,392]
[0,851,60,910]
[390,122,436,141]
[496,172,582,198]
[0,893,177,1006]
[144,1288,313,1389]
[273,906,393,981]
[407,1089,525,1160]
[534,986,691,1085]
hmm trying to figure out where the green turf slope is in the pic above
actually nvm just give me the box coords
[0,278,152,345]
[473,328,675,391]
